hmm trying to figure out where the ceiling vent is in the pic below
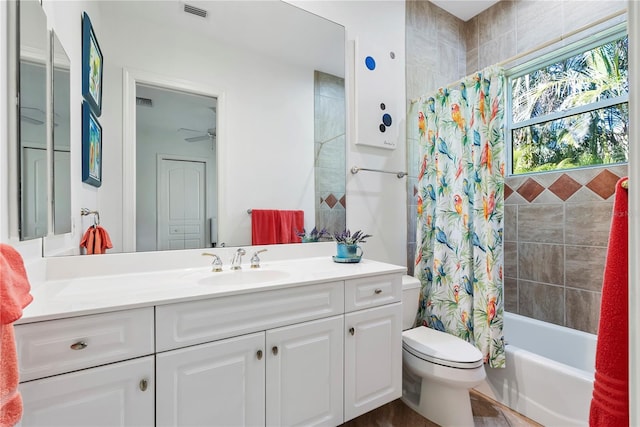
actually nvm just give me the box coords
[136,97,153,107]
[184,3,208,18]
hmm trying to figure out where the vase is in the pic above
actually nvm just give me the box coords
[336,243,363,259]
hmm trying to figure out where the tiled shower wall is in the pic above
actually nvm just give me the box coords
[406,0,627,334]
[504,165,627,334]
[314,71,346,235]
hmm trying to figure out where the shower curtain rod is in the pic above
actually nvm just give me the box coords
[409,8,627,105]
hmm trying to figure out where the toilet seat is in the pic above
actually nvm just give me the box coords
[402,326,483,369]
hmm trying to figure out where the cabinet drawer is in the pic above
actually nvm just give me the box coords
[344,274,401,313]
[156,281,343,352]
[16,307,154,382]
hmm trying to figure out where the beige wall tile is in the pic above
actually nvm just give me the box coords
[478,31,517,70]
[504,205,517,241]
[518,279,565,326]
[515,1,563,55]
[464,16,479,50]
[504,241,518,278]
[505,277,518,313]
[518,242,564,285]
[565,201,613,246]
[566,288,601,334]
[477,0,516,42]
[562,1,626,35]
[518,204,564,244]
[565,245,606,292]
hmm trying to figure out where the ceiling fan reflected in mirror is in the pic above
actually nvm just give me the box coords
[178,127,216,143]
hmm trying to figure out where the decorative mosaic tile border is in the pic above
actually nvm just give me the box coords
[505,164,628,205]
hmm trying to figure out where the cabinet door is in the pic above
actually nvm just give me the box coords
[19,356,154,427]
[344,303,402,422]
[266,315,343,427]
[156,332,265,427]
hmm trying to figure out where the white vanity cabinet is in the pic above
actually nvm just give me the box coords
[15,307,155,426]
[343,275,403,422]
[155,281,345,426]
[16,263,405,427]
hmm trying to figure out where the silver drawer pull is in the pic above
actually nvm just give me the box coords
[139,379,148,391]
[349,327,355,336]
[70,341,88,350]
[374,289,383,294]
[257,350,263,360]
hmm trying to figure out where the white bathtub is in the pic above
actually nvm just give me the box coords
[475,312,597,426]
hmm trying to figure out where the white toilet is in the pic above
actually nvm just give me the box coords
[401,275,486,427]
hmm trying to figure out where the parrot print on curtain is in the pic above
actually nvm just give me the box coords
[413,66,506,368]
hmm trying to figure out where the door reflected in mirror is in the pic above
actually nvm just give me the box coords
[19,0,48,240]
[135,84,217,252]
[52,31,71,235]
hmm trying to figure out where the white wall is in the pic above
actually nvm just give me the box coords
[291,1,407,267]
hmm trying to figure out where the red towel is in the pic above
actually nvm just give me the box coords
[0,244,33,427]
[251,210,280,245]
[251,210,304,245]
[278,210,304,244]
[589,177,628,427]
[80,225,113,255]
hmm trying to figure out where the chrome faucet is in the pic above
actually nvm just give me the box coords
[250,249,268,268]
[231,248,246,270]
[202,253,223,272]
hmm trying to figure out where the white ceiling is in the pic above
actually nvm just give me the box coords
[429,0,501,21]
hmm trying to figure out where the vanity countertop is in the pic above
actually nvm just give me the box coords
[18,256,406,324]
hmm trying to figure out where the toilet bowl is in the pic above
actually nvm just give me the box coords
[401,275,486,427]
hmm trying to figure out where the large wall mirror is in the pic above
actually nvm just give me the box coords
[51,31,71,235]
[18,0,48,240]
[30,0,345,255]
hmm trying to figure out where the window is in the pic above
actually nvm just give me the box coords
[507,26,628,175]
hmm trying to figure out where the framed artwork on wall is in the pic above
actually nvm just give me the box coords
[82,101,102,187]
[82,11,103,116]
[354,38,402,150]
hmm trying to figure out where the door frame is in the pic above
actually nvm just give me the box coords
[122,68,225,252]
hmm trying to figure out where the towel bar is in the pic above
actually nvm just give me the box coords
[350,166,407,178]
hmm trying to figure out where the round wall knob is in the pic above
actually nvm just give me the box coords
[257,350,263,360]
[70,341,88,350]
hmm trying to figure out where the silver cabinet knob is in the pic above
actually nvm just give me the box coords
[374,289,382,294]
[349,327,355,336]
[257,350,263,360]
[139,379,148,391]
[70,341,88,350]
[272,346,278,356]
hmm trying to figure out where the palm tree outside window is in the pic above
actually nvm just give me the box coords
[507,24,628,175]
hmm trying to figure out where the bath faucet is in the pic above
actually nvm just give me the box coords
[202,253,223,272]
[231,248,246,270]
[250,249,268,268]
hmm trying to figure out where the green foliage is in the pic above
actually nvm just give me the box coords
[511,35,628,174]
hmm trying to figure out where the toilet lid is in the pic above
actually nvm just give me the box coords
[402,326,484,369]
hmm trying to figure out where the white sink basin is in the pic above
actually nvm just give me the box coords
[197,269,291,286]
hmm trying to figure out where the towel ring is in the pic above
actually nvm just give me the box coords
[80,208,100,226]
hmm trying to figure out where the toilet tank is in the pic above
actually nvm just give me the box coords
[402,275,421,330]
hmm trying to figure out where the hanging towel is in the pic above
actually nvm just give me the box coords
[589,177,628,427]
[251,210,280,245]
[278,210,304,244]
[0,244,33,427]
[80,226,113,255]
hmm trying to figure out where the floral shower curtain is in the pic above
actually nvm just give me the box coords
[413,66,506,368]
